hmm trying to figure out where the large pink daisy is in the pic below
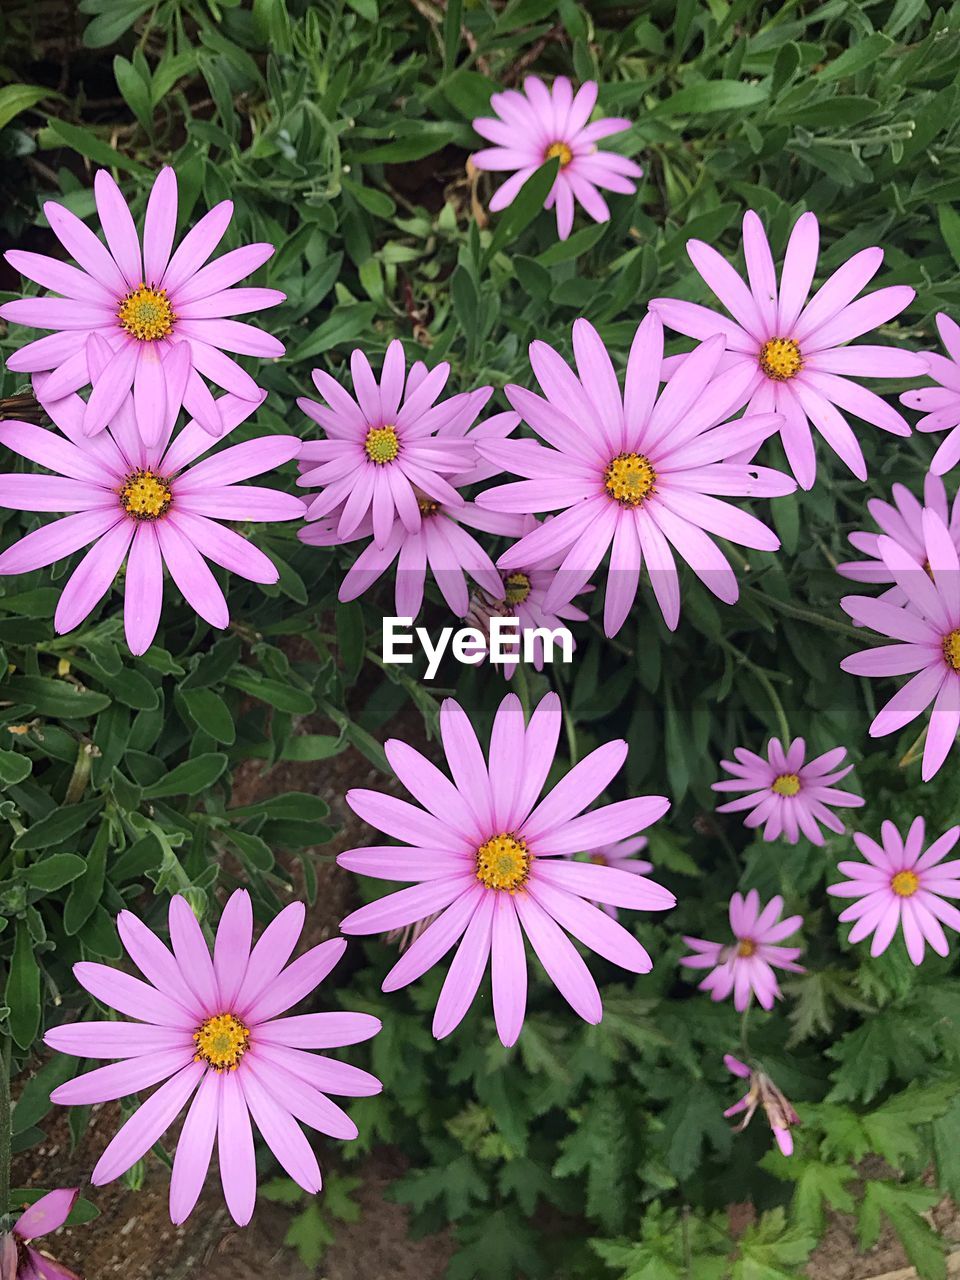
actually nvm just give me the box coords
[471,76,642,241]
[899,312,960,475]
[680,890,805,1011]
[649,210,926,488]
[713,737,863,845]
[296,342,491,550]
[837,472,959,610]
[840,509,960,781]
[1,167,285,444]
[0,338,304,654]
[338,690,674,1046]
[828,817,960,964]
[476,314,795,636]
[45,890,382,1227]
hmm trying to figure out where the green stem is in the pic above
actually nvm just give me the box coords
[553,674,578,765]
[64,741,94,805]
[746,589,864,640]
[514,661,531,724]
[0,1032,11,1218]
[739,1006,752,1062]
[720,640,791,744]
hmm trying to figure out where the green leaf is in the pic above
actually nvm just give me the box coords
[362,128,456,163]
[231,792,330,821]
[536,221,607,265]
[652,80,769,117]
[0,750,32,786]
[19,853,87,893]
[64,822,109,936]
[3,676,111,718]
[226,669,316,714]
[817,33,893,81]
[178,688,236,745]
[6,919,41,1048]
[938,204,960,270]
[484,158,559,265]
[41,118,149,174]
[141,753,228,798]
[0,84,59,131]
[113,55,154,132]
[13,799,102,851]
[859,1181,945,1280]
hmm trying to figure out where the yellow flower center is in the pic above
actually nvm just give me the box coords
[364,425,400,464]
[476,832,529,891]
[943,629,960,671]
[504,571,532,606]
[890,870,920,898]
[604,453,656,506]
[771,773,801,798]
[545,141,573,167]
[737,939,757,958]
[193,1012,250,1072]
[118,284,175,342]
[120,469,172,521]
[759,337,802,381]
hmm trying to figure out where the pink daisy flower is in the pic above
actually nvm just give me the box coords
[900,313,960,475]
[0,339,304,655]
[724,1055,799,1157]
[1,167,285,445]
[338,690,674,1046]
[296,341,493,551]
[299,406,522,618]
[828,817,960,964]
[470,76,643,241]
[1,1188,81,1280]
[44,889,382,1227]
[712,737,863,846]
[584,835,652,920]
[649,210,926,489]
[680,890,805,1011]
[476,314,794,637]
[838,472,959,609]
[840,509,960,781]
[464,516,591,679]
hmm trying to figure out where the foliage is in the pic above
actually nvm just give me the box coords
[1,0,960,1277]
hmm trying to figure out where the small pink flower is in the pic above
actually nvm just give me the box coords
[464,515,591,679]
[584,835,652,920]
[713,737,863,845]
[840,508,960,781]
[828,817,960,963]
[297,342,497,551]
[681,890,804,1011]
[1,1188,82,1280]
[0,344,304,655]
[45,889,382,1227]
[338,690,674,1046]
[477,314,795,637]
[650,210,926,489]
[837,472,960,610]
[300,403,522,618]
[471,76,642,241]
[900,313,960,475]
[1,167,284,443]
[724,1055,799,1157]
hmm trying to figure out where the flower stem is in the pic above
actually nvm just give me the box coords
[514,661,531,724]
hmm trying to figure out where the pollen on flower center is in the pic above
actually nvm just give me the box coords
[118,284,175,342]
[943,629,960,671]
[476,832,529,891]
[504,571,532,605]
[417,496,440,517]
[771,773,801,798]
[759,337,802,381]
[120,469,172,521]
[545,141,573,167]
[604,453,656,506]
[737,939,757,958]
[194,1012,250,1071]
[891,870,920,898]
[364,425,400,464]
